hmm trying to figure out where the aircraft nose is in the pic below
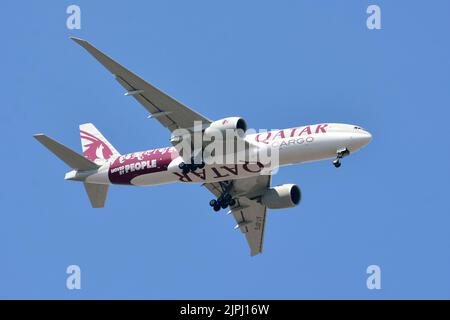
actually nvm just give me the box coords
[363,130,372,144]
[349,130,372,151]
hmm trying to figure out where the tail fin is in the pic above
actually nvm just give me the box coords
[80,123,120,165]
[34,134,99,171]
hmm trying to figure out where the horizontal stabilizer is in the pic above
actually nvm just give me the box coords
[34,134,99,171]
[84,183,109,208]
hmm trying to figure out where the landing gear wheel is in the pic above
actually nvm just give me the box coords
[213,204,221,212]
[209,199,217,207]
[333,159,341,168]
[198,162,205,169]
[228,199,236,207]
[221,201,228,209]
[332,148,349,168]
[179,162,192,174]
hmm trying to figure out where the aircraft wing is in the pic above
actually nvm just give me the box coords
[71,37,211,132]
[204,174,271,256]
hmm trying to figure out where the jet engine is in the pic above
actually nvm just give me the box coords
[261,184,301,209]
[203,117,247,140]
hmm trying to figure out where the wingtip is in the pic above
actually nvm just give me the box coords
[70,36,84,42]
[70,37,89,47]
[250,250,262,257]
[33,133,47,143]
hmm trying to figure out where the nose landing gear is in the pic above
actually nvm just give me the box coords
[333,158,342,168]
[333,148,350,168]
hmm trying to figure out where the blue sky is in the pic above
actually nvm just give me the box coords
[2,0,450,299]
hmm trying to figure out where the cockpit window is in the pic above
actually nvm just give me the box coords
[354,126,363,130]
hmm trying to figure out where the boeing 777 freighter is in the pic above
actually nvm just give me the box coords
[35,38,372,256]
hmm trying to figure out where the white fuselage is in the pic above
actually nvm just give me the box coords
[79,123,372,186]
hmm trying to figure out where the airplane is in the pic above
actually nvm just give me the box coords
[34,37,372,256]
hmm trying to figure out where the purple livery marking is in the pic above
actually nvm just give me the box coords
[109,147,175,185]
[80,130,114,161]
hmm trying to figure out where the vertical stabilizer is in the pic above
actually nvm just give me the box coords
[80,123,120,165]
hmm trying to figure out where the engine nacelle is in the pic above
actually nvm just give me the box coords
[203,117,247,139]
[261,184,301,209]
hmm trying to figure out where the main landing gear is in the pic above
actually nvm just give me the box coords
[209,195,236,212]
[178,158,205,174]
[209,182,236,212]
[333,148,350,168]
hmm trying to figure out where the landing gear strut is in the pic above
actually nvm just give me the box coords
[333,148,349,168]
[209,182,236,212]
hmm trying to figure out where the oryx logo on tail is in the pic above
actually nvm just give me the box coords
[80,123,120,164]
